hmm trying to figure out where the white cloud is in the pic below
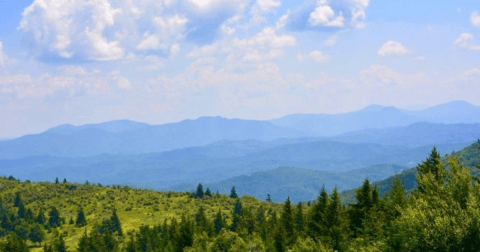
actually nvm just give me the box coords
[471,11,480,27]
[251,0,281,23]
[360,65,403,87]
[377,40,410,57]
[0,41,7,67]
[233,27,296,61]
[309,4,345,27]
[306,0,369,29]
[454,33,480,51]
[276,11,290,30]
[136,15,188,52]
[324,35,339,46]
[0,66,131,98]
[297,50,330,63]
[19,0,248,62]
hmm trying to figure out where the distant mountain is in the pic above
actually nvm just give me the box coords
[332,122,480,147]
[270,106,418,136]
[270,100,480,136]
[169,164,409,203]
[0,139,470,192]
[0,117,306,159]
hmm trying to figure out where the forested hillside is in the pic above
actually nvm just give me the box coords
[1,142,480,251]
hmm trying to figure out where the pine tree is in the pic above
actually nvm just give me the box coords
[214,209,224,234]
[3,233,29,252]
[325,187,346,251]
[36,209,46,225]
[205,187,212,197]
[54,235,68,252]
[14,192,22,207]
[77,229,89,252]
[175,215,194,252]
[63,178,67,184]
[196,183,204,198]
[110,209,123,236]
[308,185,329,239]
[17,202,26,219]
[48,207,62,228]
[55,177,59,184]
[29,224,45,246]
[230,186,238,198]
[76,208,87,227]
[266,194,272,202]
[416,147,445,193]
[296,202,304,232]
[281,197,295,245]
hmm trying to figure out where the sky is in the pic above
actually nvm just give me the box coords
[0,0,480,138]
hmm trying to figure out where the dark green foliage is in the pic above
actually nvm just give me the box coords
[54,235,67,252]
[36,209,46,225]
[281,197,294,245]
[205,187,212,197]
[195,183,204,199]
[266,194,272,202]
[295,202,304,233]
[55,178,59,184]
[273,226,285,252]
[14,192,21,208]
[1,233,29,252]
[308,185,329,239]
[75,208,87,227]
[214,209,224,234]
[175,215,194,252]
[48,207,62,228]
[230,186,238,198]
[29,224,45,245]
[416,147,444,193]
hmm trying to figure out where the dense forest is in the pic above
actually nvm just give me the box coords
[0,142,480,251]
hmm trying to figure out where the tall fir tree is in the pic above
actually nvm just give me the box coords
[48,207,62,228]
[230,186,238,198]
[196,183,204,198]
[281,197,295,245]
[76,208,87,227]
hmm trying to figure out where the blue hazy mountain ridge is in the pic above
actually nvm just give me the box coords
[0,117,308,159]
[0,139,470,192]
[1,100,480,160]
[169,164,409,203]
[331,122,480,147]
[270,100,480,136]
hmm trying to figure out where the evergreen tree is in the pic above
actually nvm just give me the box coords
[266,194,272,202]
[63,178,67,184]
[54,235,68,252]
[55,177,59,184]
[195,183,204,199]
[230,200,242,232]
[273,226,286,252]
[76,229,88,252]
[14,192,22,207]
[349,179,373,237]
[175,215,194,252]
[325,187,346,251]
[205,187,212,197]
[76,208,87,227]
[17,202,26,219]
[308,185,329,239]
[214,209,224,234]
[281,197,295,245]
[230,186,238,198]
[2,233,29,252]
[29,224,45,246]
[110,209,123,236]
[48,207,62,228]
[416,147,444,193]
[36,209,46,225]
[44,244,54,252]
[296,202,304,233]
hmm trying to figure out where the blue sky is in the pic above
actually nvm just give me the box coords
[0,0,479,138]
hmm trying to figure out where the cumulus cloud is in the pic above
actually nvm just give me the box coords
[19,0,248,62]
[287,0,368,31]
[454,33,480,51]
[360,65,403,87]
[297,50,330,63]
[233,27,296,61]
[377,40,409,57]
[251,0,281,23]
[0,66,130,98]
[0,41,7,66]
[471,11,480,27]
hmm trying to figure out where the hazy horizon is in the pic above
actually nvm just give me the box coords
[1,0,480,138]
